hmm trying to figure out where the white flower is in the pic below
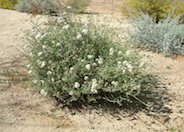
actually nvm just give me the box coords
[69,91,73,95]
[56,43,61,47]
[28,70,32,74]
[92,63,97,66]
[47,71,52,75]
[109,48,114,55]
[126,50,133,55]
[111,81,118,86]
[48,60,52,64]
[82,29,88,34]
[27,64,31,68]
[117,61,121,65]
[85,64,91,70]
[76,34,82,39]
[38,52,43,57]
[35,32,41,39]
[98,57,103,65]
[127,64,133,72]
[40,89,47,96]
[122,69,126,73]
[69,67,74,73]
[74,82,80,88]
[33,80,38,84]
[37,60,41,65]
[63,24,70,30]
[42,45,47,49]
[92,78,97,83]
[81,59,85,62]
[91,79,98,94]
[123,60,128,65]
[51,78,55,82]
[118,51,123,55]
[87,55,93,59]
[84,76,89,80]
[40,80,44,84]
[40,61,46,68]
[91,88,98,94]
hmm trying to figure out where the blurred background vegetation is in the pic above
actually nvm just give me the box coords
[0,0,183,22]
[121,0,184,22]
[0,0,17,10]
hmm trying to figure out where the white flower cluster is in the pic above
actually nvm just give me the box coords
[123,61,133,72]
[87,55,93,59]
[40,89,47,96]
[76,33,82,39]
[117,60,134,73]
[109,48,114,55]
[74,82,80,88]
[82,29,88,35]
[85,64,91,70]
[91,79,98,93]
[111,81,118,86]
[36,60,46,68]
[63,24,70,30]
[96,56,103,65]
[35,32,47,41]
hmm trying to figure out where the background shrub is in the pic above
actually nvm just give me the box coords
[26,14,153,107]
[64,0,90,13]
[121,0,184,22]
[0,0,17,10]
[15,0,62,15]
[126,13,184,55]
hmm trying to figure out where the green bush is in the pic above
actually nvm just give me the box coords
[26,13,154,107]
[126,13,184,55]
[15,0,62,15]
[121,0,184,22]
[64,0,90,13]
[0,0,17,10]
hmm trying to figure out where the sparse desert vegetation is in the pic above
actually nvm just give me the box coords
[0,0,184,132]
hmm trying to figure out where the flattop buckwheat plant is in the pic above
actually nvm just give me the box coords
[26,13,154,107]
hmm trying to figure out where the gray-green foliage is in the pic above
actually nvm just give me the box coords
[15,0,62,15]
[127,13,184,55]
[26,13,154,106]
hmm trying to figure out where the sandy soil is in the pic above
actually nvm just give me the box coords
[0,8,184,132]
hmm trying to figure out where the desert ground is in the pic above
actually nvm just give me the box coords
[0,3,184,132]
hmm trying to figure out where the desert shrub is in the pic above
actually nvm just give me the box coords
[64,0,90,13]
[15,0,62,15]
[25,13,154,107]
[121,0,184,22]
[0,0,17,9]
[126,13,184,55]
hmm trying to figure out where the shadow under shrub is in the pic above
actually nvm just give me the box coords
[15,0,62,15]
[126,13,184,55]
[26,13,157,108]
